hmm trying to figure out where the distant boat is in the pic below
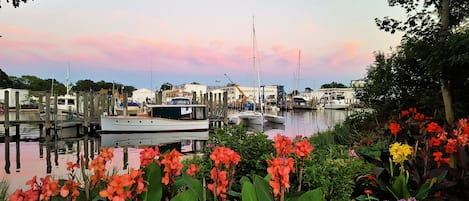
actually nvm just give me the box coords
[99,97,209,134]
[292,95,315,110]
[317,90,349,110]
[116,102,139,116]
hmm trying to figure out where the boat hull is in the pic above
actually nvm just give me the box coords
[99,116,209,134]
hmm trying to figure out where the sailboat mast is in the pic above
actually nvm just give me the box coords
[252,16,264,113]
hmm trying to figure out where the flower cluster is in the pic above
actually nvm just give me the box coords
[208,146,241,200]
[186,164,201,177]
[99,168,146,200]
[267,134,314,199]
[139,146,160,168]
[389,142,413,164]
[161,149,184,185]
[10,176,59,201]
[89,147,114,188]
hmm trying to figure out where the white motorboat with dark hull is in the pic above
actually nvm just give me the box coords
[99,103,209,134]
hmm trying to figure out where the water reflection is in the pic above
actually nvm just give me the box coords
[0,109,350,191]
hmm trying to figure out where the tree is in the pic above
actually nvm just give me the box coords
[376,0,469,124]
[0,68,12,88]
[0,0,29,8]
[160,82,173,91]
[74,79,95,92]
[320,82,347,89]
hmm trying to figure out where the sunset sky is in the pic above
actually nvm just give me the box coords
[0,0,404,92]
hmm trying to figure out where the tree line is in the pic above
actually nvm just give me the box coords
[357,0,469,124]
[0,68,136,95]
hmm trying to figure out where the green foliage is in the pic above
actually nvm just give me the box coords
[320,81,347,89]
[0,178,9,201]
[310,123,354,148]
[206,125,274,180]
[139,161,163,201]
[302,145,372,201]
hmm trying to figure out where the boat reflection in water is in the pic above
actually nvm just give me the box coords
[100,131,209,152]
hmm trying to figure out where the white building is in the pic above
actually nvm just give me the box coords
[222,85,279,105]
[132,88,155,105]
[0,88,30,107]
[306,88,359,105]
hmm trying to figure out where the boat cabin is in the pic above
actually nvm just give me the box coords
[150,105,207,120]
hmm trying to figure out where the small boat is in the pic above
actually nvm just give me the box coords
[292,95,315,110]
[99,98,209,134]
[263,113,285,124]
[317,90,349,110]
[116,102,139,116]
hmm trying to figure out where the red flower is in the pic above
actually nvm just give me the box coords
[186,164,201,177]
[401,110,410,118]
[161,149,184,185]
[273,133,292,157]
[293,138,314,159]
[389,120,402,136]
[364,189,373,195]
[427,122,444,133]
[139,146,160,168]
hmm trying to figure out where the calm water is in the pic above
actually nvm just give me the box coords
[0,109,349,191]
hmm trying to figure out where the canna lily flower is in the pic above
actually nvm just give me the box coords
[273,133,292,157]
[40,176,60,201]
[139,146,160,168]
[427,122,444,133]
[60,180,81,200]
[208,146,240,200]
[389,120,402,136]
[161,149,184,185]
[293,138,314,159]
[66,161,80,171]
[267,157,295,197]
[186,164,201,177]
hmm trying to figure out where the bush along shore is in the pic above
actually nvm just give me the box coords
[4,107,469,200]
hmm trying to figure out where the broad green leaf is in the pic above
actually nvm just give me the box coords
[181,173,204,201]
[298,188,325,201]
[171,190,198,201]
[253,175,273,201]
[241,179,257,201]
[139,161,163,201]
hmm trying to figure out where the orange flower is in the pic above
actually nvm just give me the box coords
[60,180,81,200]
[66,161,80,171]
[89,147,115,188]
[433,151,443,167]
[161,149,184,185]
[99,168,145,201]
[208,146,241,200]
[364,189,373,195]
[140,146,160,168]
[267,157,295,197]
[186,164,201,177]
[273,133,292,157]
[40,176,60,201]
[293,138,314,159]
[427,122,444,133]
[389,120,402,136]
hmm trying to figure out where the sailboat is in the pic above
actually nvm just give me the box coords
[237,17,284,126]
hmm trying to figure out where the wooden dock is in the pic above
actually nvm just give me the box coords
[1,90,229,139]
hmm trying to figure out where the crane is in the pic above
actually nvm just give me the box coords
[224,73,249,106]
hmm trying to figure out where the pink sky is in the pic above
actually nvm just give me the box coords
[0,0,404,91]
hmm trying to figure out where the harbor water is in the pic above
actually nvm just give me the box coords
[0,109,350,191]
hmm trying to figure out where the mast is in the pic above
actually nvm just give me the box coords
[252,16,264,114]
[65,63,71,96]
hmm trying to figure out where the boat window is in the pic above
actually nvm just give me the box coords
[193,107,206,120]
[68,99,75,105]
[58,99,66,105]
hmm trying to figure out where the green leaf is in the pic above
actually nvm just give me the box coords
[253,175,274,201]
[241,179,257,201]
[391,174,410,199]
[298,188,325,201]
[139,161,163,201]
[181,173,204,201]
[171,190,198,201]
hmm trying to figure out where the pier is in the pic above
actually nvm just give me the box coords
[1,90,229,139]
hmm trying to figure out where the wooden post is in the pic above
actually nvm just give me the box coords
[90,93,95,120]
[83,93,89,133]
[4,91,10,135]
[123,146,128,170]
[4,136,10,174]
[76,92,80,117]
[223,91,228,124]
[54,93,58,122]
[123,93,128,116]
[15,91,20,137]
[209,92,214,117]
[15,136,20,172]
[192,92,197,104]
[45,93,51,137]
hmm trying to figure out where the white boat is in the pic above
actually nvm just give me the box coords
[317,90,350,110]
[99,100,209,134]
[263,113,285,124]
[292,95,314,110]
[116,102,139,116]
